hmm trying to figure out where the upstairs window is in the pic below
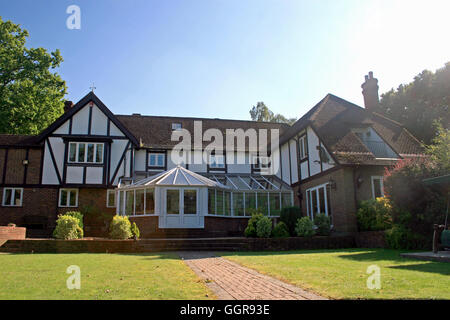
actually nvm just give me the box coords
[299,135,308,160]
[252,156,271,170]
[209,154,225,169]
[68,142,104,164]
[172,123,182,131]
[2,188,23,207]
[148,153,165,168]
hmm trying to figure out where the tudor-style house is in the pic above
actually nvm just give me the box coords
[0,72,423,237]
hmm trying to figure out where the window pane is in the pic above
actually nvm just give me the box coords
[184,190,197,214]
[208,189,216,215]
[69,143,76,162]
[319,187,326,214]
[257,193,269,216]
[157,154,164,166]
[69,190,77,207]
[96,144,103,163]
[135,189,145,215]
[13,189,22,206]
[78,143,85,162]
[373,178,383,198]
[306,190,311,217]
[119,191,125,214]
[281,193,291,208]
[107,191,116,207]
[166,190,179,214]
[3,189,12,206]
[233,192,244,216]
[224,192,231,216]
[312,190,318,218]
[87,143,94,162]
[125,190,134,215]
[245,193,256,216]
[269,193,281,216]
[326,184,332,223]
[60,190,67,207]
[145,189,155,214]
[216,191,224,215]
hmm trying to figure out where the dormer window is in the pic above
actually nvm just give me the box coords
[209,154,225,170]
[148,152,165,168]
[68,142,104,164]
[172,123,182,131]
[252,156,271,170]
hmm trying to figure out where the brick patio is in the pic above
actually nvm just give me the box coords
[179,251,326,300]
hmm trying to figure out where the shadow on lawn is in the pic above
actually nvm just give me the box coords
[387,263,450,276]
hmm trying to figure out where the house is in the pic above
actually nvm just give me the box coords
[0,72,423,237]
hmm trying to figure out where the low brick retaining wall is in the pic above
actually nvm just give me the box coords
[0,235,356,253]
[0,226,26,240]
[355,231,386,248]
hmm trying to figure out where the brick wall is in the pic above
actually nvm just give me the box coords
[0,226,26,240]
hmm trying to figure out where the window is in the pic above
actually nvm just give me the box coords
[257,193,269,216]
[208,189,216,215]
[224,191,231,216]
[125,190,134,215]
[371,176,384,199]
[233,192,244,216]
[68,142,104,164]
[306,183,331,219]
[145,189,155,214]
[245,193,256,216]
[184,190,197,214]
[135,189,145,215]
[252,156,271,170]
[209,154,225,169]
[2,188,23,207]
[216,191,224,215]
[106,190,116,208]
[148,153,165,167]
[59,189,78,207]
[166,190,180,214]
[172,123,182,131]
[299,135,308,160]
[269,193,281,216]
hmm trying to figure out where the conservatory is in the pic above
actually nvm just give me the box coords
[116,166,293,229]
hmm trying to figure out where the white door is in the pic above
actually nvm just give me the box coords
[159,188,204,228]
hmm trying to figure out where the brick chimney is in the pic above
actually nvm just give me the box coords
[361,71,379,111]
[64,101,74,113]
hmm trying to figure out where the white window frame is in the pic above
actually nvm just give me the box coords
[148,153,165,167]
[59,188,79,208]
[299,135,308,160]
[209,154,225,169]
[371,176,384,199]
[106,189,116,208]
[171,123,182,131]
[2,188,23,207]
[68,142,104,164]
[306,183,330,219]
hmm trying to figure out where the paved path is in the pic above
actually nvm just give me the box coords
[179,252,326,300]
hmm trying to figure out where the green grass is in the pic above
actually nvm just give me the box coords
[0,252,214,300]
[222,249,450,299]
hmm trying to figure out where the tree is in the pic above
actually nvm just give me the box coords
[378,62,450,145]
[426,123,450,174]
[0,17,67,135]
[249,102,296,125]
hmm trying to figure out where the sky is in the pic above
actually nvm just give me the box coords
[1,0,449,120]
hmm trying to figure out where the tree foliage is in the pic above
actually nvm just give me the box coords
[250,102,296,125]
[378,62,450,144]
[0,17,67,134]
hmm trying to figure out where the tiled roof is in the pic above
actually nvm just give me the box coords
[116,114,289,150]
[280,94,424,165]
[0,134,40,147]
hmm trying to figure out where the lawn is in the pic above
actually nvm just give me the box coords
[222,249,450,299]
[0,252,214,300]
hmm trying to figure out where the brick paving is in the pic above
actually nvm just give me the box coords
[179,251,326,300]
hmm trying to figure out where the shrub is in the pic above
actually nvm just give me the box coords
[314,213,331,236]
[53,215,83,240]
[385,225,427,250]
[280,206,302,235]
[64,211,84,229]
[109,215,132,239]
[295,217,315,237]
[272,222,290,238]
[357,198,392,231]
[244,213,264,237]
[256,216,272,238]
[131,222,140,240]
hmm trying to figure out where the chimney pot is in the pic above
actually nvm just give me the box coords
[361,72,379,111]
[64,101,74,113]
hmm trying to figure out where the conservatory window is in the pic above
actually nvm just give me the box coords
[208,189,216,215]
[125,190,134,215]
[166,190,179,214]
[216,191,224,215]
[184,189,197,214]
[257,193,269,216]
[269,193,281,216]
[245,193,256,216]
[224,192,231,216]
[233,192,244,216]
[135,189,145,215]
[145,189,155,214]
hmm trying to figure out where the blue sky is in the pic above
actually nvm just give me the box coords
[1,0,449,120]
